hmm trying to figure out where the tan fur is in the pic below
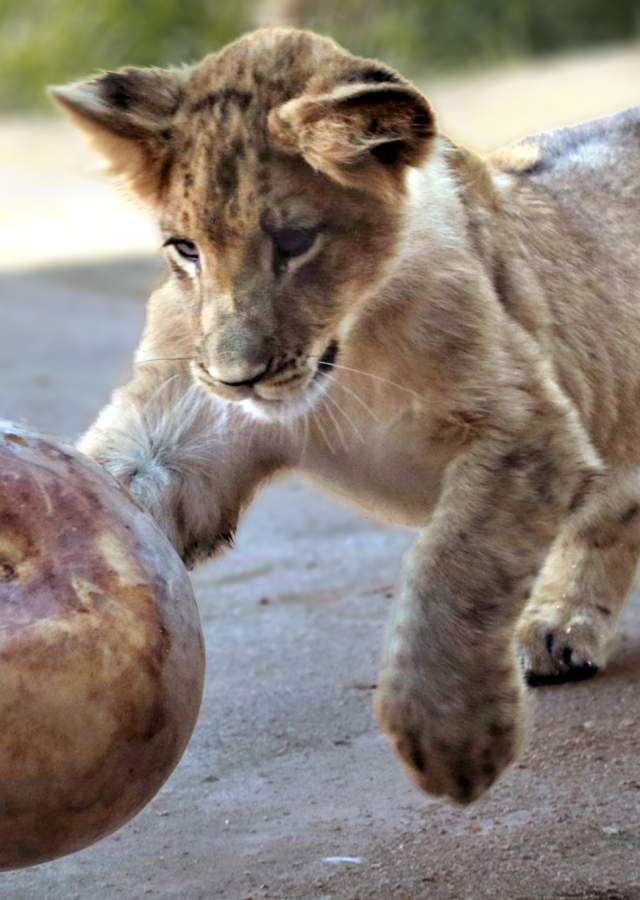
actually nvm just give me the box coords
[53,28,640,803]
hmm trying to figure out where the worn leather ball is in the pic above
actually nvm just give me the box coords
[0,422,205,869]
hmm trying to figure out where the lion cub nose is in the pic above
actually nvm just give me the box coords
[205,325,272,387]
[211,361,271,388]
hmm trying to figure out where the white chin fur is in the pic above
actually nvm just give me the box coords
[239,377,330,424]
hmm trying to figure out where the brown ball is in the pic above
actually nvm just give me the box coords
[0,422,205,869]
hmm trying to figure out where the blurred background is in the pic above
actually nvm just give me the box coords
[2,0,640,109]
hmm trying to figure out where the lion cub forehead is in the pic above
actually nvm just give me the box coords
[164,30,355,236]
[184,28,350,115]
[51,25,430,220]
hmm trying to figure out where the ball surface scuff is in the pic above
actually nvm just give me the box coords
[0,422,205,869]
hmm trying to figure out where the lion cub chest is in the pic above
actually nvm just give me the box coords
[299,408,450,528]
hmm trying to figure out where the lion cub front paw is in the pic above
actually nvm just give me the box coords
[517,602,614,686]
[374,661,525,804]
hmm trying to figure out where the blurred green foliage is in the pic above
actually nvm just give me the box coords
[0,0,253,110]
[1,0,639,111]
[308,0,640,77]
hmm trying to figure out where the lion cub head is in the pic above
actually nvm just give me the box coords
[52,28,434,420]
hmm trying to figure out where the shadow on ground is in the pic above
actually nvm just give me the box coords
[0,257,158,435]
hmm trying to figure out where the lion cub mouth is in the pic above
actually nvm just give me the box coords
[250,339,339,410]
[246,340,339,421]
[195,339,339,421]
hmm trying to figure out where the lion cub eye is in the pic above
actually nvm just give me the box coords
[273,227,317,259]
[165,238,200,263]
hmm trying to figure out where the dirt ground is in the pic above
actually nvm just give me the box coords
[2,42,640,900]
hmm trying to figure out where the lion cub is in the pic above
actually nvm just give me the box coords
[52,27,640,803]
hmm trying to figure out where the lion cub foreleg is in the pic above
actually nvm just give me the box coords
[79,364,280,567]
[375,423,600,803]
[518,472,640,684]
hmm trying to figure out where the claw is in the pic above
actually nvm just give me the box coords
[525,660,599,688]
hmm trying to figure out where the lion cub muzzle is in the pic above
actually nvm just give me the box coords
[194,335,339,413]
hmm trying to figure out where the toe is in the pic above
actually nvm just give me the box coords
[525,659,599,688]
[518,607,610,687]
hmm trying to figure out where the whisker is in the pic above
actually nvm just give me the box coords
[137,356,196,365]
[324,383,364,444]
[312,408,335,455]
[331,363,424,402]
[145,372,181,407]
[322,394,349,452]
[279,408,299,449]
[310,358,424,402]
[329,376,384,425]
[301,410,310,460]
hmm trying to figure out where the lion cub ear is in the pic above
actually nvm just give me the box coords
[268,65,435,196]
[49,66,190,204]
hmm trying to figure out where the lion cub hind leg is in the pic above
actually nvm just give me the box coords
[518,472,640,686]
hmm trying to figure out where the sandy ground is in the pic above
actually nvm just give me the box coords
[2,41,640,900]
